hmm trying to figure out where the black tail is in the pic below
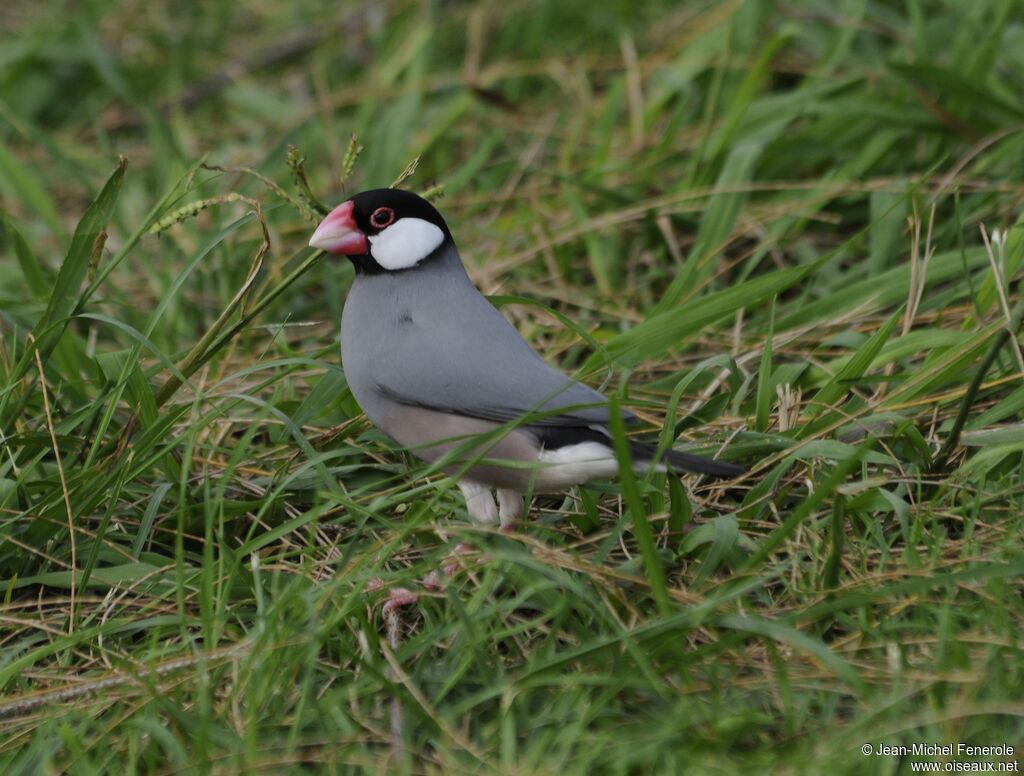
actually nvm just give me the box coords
[629,441,745,479]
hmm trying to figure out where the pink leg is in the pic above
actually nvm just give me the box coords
[498,489,524,533]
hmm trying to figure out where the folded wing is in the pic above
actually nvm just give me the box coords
[371,286,632,432]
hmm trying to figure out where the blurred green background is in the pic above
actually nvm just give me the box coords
[1,0,1024,772]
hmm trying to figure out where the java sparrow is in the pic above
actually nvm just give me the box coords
[309,189,743,530]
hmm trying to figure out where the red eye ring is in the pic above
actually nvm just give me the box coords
[370,206,396,229]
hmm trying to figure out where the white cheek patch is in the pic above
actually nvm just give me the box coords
[368,217,445,270]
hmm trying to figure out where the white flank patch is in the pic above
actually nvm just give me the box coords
[368,217,445,270]
[536,442,619,489]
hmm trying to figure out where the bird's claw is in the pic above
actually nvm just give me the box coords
[367,542,481,610]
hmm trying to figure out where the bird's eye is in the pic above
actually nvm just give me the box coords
[370,206,396,229]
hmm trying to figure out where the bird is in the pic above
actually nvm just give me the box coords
[309,188,743,531]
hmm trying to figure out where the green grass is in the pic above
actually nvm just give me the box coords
[2,0,1024,772]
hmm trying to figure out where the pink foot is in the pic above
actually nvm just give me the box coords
[366,542,481,605]
[383,587,419,611]
[421,543,478,590]
[441,542,475,577]
[422,570,442,591]
[367,578,420,611]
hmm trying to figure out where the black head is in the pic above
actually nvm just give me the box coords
[309,188,453,273]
